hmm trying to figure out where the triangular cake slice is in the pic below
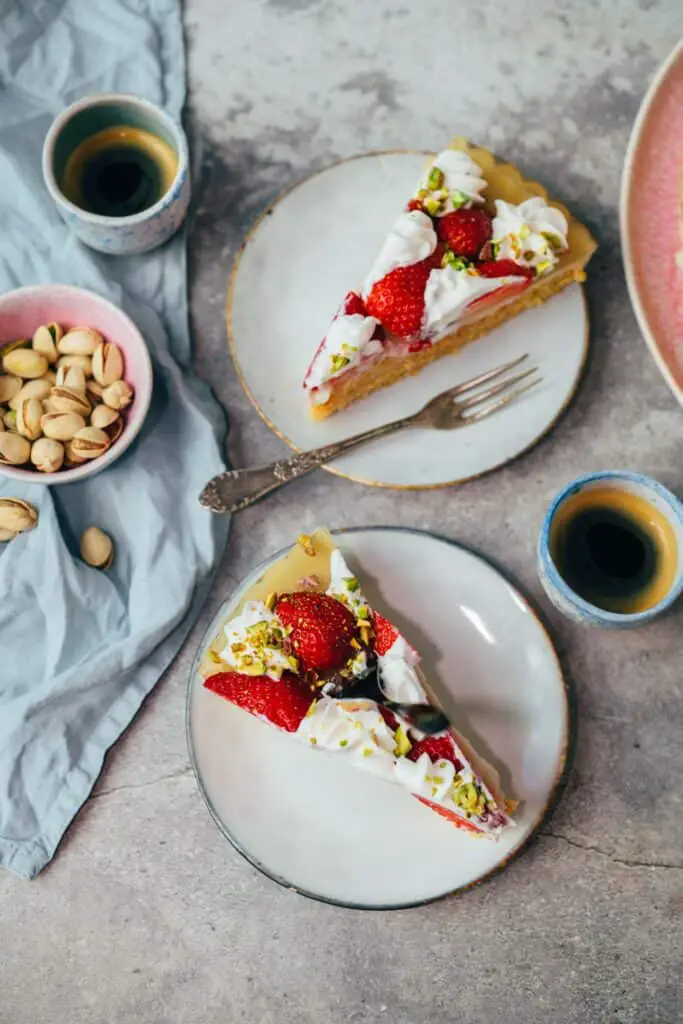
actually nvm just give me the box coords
[303,138,597,418]
[201,529,515,837]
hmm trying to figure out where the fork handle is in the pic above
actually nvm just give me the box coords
[199,415,413,513]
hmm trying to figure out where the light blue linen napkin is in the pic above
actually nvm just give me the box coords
[0,0,229,878]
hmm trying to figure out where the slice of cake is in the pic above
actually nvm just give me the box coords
[303,138,597,419]
[200,529,515,837]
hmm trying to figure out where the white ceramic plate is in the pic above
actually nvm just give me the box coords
[187,528,569,908]
[228,152,589,489]
[621,39,683,405]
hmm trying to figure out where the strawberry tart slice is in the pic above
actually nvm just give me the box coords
[201,529,515,837]
[303,138,597,419]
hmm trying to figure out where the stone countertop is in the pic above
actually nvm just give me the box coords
[2,2,683,1022]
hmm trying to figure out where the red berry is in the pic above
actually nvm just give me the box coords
[436,209,492,259]
[405,198,423,212]
[477,259,533,279]
[372,612,399,656]
[342,291,368,317]
[409,733,463,771]
[204,672,313,732]
[276,592,358,672]
[366,248,442,340]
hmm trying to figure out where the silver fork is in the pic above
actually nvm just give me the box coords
[200,354,540,514]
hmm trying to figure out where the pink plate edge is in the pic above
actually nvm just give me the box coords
[621,39,683,405]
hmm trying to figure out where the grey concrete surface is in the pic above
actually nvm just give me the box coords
[2,1,683,1022]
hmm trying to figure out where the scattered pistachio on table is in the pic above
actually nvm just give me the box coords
[80,526,114,569]
[0,497,38,542]
[0,323,135,471]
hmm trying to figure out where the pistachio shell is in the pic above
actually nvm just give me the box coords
[57,354,92,375]
[30,437,65,473]
[57,326,103,357]
[0,432,31,465]
[0,497,38,538]
[0,374,22,404]
[107,418,124,444]
[42,369,57,387]
[90,404,119,430]
[80,526,114,569]
[70,426,110,460]
[32,324,59,364]
[64,440,88,467]
[16,397,43,441]
[49,386,91,417]
[0,339,29,358]
[86,378,104,401]
[9,378,52,411]
[92,342,124,386]
[102,379,134,410]
[40,411,86,441]
[62,365,87,392]
[3,348,48,379]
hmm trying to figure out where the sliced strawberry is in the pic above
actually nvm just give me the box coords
[276,592,358,673]
[437,209,492,259]
[372,611,400,656]
[366,247,443,340]
[416,796,484,833]
[204,672,313,732]
[405,198,423,213]
[408,733,463,770]
[476,259,533,279]
[342,291,368,317]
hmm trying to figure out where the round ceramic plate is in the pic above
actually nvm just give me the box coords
[187,528,570,909]
[622,39,683,405]
[228,151,589,489]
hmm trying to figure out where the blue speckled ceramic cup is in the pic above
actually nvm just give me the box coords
[42,93,190,255]
[538,471,683,628]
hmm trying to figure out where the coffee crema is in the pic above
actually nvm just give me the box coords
[60,126,178,218]
[550,485,678,614]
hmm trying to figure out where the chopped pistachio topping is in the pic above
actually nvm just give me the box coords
[442,250,470,271]
[451,780,487,817]
[264,591,278,611]
[356,606,369,621]
[350,637,361,650]
[363,748,373,757]
[310,736,317,745]
[297,533,316,556]
[208,649,223,664]
[542,231,563,250]
[344,576,360,592]
[427,166,444,190]
[329,353,350,373]
[339,739,349,747]
[451,189,468,210]
[424,196,443,217]
[518,224,531,240]
[536,260,553,275]
[393,725,412,758]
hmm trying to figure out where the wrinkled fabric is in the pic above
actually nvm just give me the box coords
[0,0,229,878]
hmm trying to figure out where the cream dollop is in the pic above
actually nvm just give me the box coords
[304,313,382,391]
[422,265,520,339]
[492,197,568,273]
[418,150,488,213]
[363,210,437,293]
[327,548,370,617]
[377,634,427,704]
[219,600,291,681]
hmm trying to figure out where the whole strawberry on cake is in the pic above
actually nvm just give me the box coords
[303,138,597,418]
[201,530,516,837]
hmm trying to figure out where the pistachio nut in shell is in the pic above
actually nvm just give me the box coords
[70,426,110,460]
[92,342,124,387]
[40,411,86,441]
[80,526,114,569]
[0,498,38,538]
[102,379,134,410]
[0,339,29,359]
[9,378,52,411]
[90,403,119,430]
[16,397,43,441]
[107,417,124,445]
[86,378,104,401]
[3,348,48,379]
[31,437,65,473]
[49,386,91,417]
[42,369,57,387]
[62,365,87,393]
[58,326,102,357]
[64,440,87,467]
[0,432,31,465]
[32,324,59,364]
[57,354,92,375]
[0,374,22,404]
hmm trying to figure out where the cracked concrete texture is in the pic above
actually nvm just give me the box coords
[2,1,683,1022]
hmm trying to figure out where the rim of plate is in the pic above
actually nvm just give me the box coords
[225,150,591,491]
[620,39,683,406]
[186,525,574,910]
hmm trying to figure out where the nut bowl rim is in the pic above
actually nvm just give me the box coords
[0,284,153,484]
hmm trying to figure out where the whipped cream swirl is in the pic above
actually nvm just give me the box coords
[492,197,568,274]
[304,313,382,392]
[418,150,488,214]
[220,600,291,680]
[363,210,437,294]
[422,265,521,339]
[377,634,427,704]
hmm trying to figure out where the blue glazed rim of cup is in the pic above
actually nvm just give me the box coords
[41,92,189,227]
[538,470,683,625]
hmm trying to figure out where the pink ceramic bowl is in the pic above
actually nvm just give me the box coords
[0,284,153,484]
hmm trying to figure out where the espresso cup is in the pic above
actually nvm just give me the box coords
[538,470,683,627]
[42,93,190,255]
